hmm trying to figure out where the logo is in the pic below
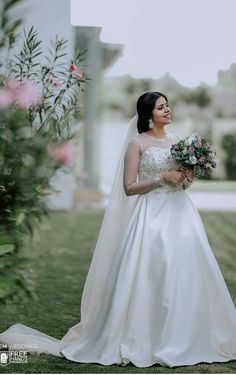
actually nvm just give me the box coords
[0,345,28,366]
[0,352,10,366]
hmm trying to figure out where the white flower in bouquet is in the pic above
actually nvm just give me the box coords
[189,155,197,164]
[185,135,195,146]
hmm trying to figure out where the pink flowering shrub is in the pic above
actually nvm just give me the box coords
[0,3,87,301]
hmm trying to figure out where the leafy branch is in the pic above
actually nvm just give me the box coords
[0,0,23,82]
[8,26,89,136]
[13,26,42,81]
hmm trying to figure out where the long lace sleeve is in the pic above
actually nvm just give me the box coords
[123,138,164,196]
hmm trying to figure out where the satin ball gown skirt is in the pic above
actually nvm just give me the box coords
[0,189,236,368]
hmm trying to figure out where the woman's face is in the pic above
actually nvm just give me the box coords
[152,96,171,125]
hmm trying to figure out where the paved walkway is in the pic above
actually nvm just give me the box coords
[187,192,236,211]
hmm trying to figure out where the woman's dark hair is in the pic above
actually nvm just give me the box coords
[136,91,168,133]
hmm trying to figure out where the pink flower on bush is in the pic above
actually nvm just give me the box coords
[76,72,83,81]
[47,142,76,165]
[0,80,41,108]
[69,64,77,72]
[14,80,41,108]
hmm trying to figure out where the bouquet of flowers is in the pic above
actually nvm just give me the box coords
[170,132,218,178]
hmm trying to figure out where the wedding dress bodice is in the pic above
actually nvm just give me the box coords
[123,131,192,195]
[138,132,183,193]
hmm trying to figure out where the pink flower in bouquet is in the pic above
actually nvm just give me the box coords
[76,72,83,81]
[48,143,76,165]
[194,136,202,148]
[188,146,195,154]
[0,88,13,107]
[14,80,41,108]
[69,64,77,72]
[198,156,206,165]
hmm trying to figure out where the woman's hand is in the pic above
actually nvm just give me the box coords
[161,170,186,186]
[178,164,195,182]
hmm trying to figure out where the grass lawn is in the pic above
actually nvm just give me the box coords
[188,180,236,192]
[0,210,236,374]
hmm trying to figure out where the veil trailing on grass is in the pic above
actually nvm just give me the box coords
[78,114,139,328]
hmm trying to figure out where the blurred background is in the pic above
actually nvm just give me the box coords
[14,0,236,211]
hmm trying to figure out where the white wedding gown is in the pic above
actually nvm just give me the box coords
[1,131,236,368]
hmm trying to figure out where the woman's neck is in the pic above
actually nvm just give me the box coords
[146,126,166,138]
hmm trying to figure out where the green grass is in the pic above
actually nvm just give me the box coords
[189,180,236,192]
[0,210,236,373]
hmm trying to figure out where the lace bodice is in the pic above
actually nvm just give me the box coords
[123,131,194,196]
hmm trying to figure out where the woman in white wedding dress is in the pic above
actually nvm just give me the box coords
[1,91,236,368]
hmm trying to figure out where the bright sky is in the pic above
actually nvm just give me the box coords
[71,0,236,88]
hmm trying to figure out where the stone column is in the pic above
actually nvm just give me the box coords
[74,26,123,208]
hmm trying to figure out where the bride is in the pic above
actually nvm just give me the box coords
[1,91,236,368]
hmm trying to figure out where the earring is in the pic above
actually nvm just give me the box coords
[148,119,154,129]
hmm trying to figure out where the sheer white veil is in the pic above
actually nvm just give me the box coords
[79,115,139,329]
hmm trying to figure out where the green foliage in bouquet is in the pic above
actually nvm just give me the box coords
[0,0,87,302]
